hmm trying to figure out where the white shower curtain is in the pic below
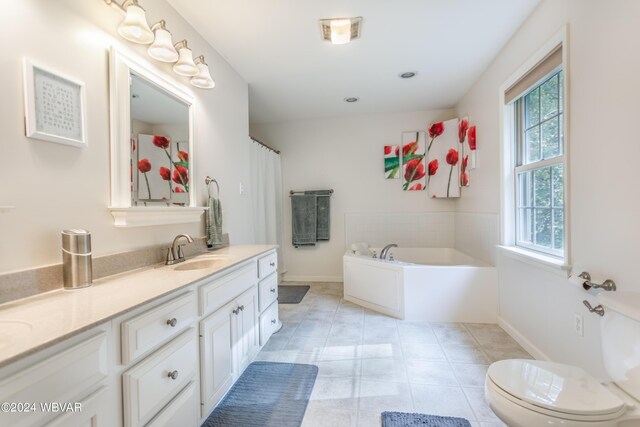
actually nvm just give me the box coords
[249,140,283,272]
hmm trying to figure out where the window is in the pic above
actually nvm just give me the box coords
[513,69,564,257]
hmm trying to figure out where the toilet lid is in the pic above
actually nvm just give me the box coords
[487,359,625,417]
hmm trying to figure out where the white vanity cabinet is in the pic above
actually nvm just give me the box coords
[257,252,280,345]
[0,247,278,427]
[199,266,261,417]
[0,327,112,427]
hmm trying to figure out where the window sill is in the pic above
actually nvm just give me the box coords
[109,206,206,227]
[497,245,571,278]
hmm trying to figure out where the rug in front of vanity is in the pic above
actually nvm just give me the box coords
[202,362,318,427]
[382,411,472,427]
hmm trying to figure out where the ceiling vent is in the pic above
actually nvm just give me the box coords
[319,17,362,45]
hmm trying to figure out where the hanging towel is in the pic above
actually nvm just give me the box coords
[206,197,223,246]
[291,195,317,247]
[305,190,331,241]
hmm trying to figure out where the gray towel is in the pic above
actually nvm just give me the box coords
[206,197,223,246]
[305,190,331,241]
[291,195,317,247]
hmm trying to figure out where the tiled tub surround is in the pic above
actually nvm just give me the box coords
[0,244,272,367]
[262,282,530,427]
[345,213,455,250]
[0,235,229,304]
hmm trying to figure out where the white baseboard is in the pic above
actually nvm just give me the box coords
[283,275,343,283]
[497,316,550,361]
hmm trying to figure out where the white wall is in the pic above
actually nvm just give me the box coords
[454,0,640,378]
[0,0,253,273]
[252,110,457,281]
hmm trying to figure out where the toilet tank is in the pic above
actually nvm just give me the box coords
[598,291,640,400]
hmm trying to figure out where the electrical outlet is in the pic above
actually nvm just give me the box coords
[574,313,584,337]
[239,182,245,195]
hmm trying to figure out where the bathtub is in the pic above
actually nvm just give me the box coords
[343,247,497,323]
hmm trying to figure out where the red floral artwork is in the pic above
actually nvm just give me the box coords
[446,149,459,166]
[468,126,476,150]
[137,159,151,173]
[178,150,189,162]
[428,122,445,139]
[152,135,170,149]
[409,183,424,191]
[159,167,171,181]
[428,159,439,176]
[173,186,185,193]
[402,142,418,156]
[404,158,425,182]
[461,171,469,186]
[173,165,189,186]
[445,148,459,197]
[458,119,469,143]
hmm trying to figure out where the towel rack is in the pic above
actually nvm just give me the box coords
[290,189,334,195]
[205,176,220,198]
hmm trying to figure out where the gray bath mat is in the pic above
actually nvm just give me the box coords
[278,285,310,304]
[381,412,472,427]
[202,362,318,427]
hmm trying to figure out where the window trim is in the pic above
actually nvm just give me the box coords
[498,25,571,268]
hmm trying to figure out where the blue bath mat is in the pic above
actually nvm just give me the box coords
[382,411,472,427]
[201,362,318,427]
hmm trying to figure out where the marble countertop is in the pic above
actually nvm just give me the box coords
[0,245,276,368]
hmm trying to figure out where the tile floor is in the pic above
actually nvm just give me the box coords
[256,282,532,427]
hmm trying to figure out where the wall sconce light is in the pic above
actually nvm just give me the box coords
[112,0,154,44]
[172,40,198,76]
[191,56,215,89]
[319,17,362,45]
[106,0,215,89]
[147,20,179,62]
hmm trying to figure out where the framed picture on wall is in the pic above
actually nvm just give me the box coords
[23,58,87,148]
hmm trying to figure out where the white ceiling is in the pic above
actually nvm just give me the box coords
[168,0,541,124]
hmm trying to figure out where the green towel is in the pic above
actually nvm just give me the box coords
[206,197,223,246]
[305,190,331,241]
[291,195,317,247]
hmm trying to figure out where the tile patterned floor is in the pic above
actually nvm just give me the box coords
[256,282,532,427]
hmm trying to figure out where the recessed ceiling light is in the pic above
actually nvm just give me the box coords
[344,97,359,103]
[399,71,417,79]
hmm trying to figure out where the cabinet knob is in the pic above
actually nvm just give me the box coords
[167,370,179,380]
[270,262,275,267]
[232,308,239,315]
[270,288,276,293]
[166,318,178,327]
[271,319,277,324]
[239,305,245,311]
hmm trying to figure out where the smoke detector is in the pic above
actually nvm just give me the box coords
[319,17,362,45]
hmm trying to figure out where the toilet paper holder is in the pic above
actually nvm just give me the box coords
[577,271,616,292]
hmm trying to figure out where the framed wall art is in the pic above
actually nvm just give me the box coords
[23,58,87,148]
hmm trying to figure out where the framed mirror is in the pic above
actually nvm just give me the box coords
[108,47,203,227]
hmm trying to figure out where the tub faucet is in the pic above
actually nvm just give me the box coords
[166,234,194,265]
[380,243,398,260]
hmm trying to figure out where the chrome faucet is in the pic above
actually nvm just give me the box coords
[165,234,194,265]
[380,243,398,260]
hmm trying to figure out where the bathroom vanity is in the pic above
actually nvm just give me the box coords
[0,245,279,427]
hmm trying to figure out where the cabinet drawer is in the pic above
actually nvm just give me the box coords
[258,252,278,279]
[259,301,280,346]
[199,262,257,316]
[45,386,108,427]
[146,381,198,427]
[121,292,196,365]
[258,273,278,312]
[123,329,197,427]
[0,333,108,427]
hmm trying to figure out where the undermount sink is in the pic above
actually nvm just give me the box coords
[171,258,231,271]
[0,320,33,350]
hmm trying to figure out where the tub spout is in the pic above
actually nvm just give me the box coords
[380,244,398,260]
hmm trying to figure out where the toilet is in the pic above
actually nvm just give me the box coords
[485,291,640,426]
